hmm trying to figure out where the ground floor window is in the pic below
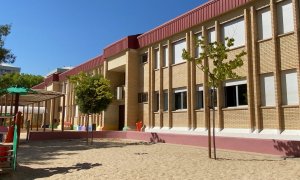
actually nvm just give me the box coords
[174,88,187,110]
[154,91,159,112]
[281,69,299,105]
[196,85,204,109]
[138,92,148,103]
[224,79,247,107]
[163,90,168,111]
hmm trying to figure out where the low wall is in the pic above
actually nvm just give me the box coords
[29,131,300,157]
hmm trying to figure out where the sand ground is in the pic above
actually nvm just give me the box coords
[1,137,300,180]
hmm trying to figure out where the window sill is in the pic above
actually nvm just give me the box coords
[257,38,272,43]
[228,45,245,51]
[195,109,204,112]
[140,62,148,65]
[171,61,186,67]
[222,106,248,111]
[153,112,159,114]
[260,106,276,109]
[278,31,294,38]
[162,66,168,69]
[154,68,160,71]
[172,109,187,113]
[281,105,299,108]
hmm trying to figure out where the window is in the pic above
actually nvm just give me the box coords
[208,28,216,43]
[163,90,168,111]
[172,39,186,64]
[138,92,148,103]
[140,53,148,64]
[195,33,202,58]
[196,85,204,109]
[162,46,168,67]
[281,70,299,105]
[260,74,275,106]
[154,91,159,112]
[224,80,248,107]
[75,105,79,117]
[154,49,160,69]
[174,88,187,110]
[277,0,294,34]
[221,17,245,48]
[257,7,272,40]
[210,88,218,108]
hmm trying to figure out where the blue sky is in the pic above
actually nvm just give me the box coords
[1,0,208,76]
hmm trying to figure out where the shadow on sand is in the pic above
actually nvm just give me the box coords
[1,162,102,180]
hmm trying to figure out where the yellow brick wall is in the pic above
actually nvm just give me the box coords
[223,109,249,129]
[172,112,188,127]
[163,68,169,89]
[172,63,187,88]
[195,111,205,128]
[279,34,298,70]
[154,70,160,91]
[260,108,277,129]
[258,40,275,73]
[227,47,248,77]
[154,113,160,127]
[283,107,300,130]
[162,112,169,128]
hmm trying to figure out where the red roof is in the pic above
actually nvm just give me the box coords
[59,55,104,81]
[103,34,140,59]
[137,0,252,48]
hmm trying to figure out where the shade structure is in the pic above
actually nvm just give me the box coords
[6,87,37,95]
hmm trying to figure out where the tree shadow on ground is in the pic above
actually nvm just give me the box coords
[1,162,102,180]
[17,139,153,164]
[273,140,300,157]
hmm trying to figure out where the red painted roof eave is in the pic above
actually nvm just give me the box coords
[137,0,253,48]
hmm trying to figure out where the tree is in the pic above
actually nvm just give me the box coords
[182,37,246,160]
[0,72,44,89]
[0,24,16,64]
[69,72,113,144]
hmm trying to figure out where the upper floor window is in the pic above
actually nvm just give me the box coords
[277,0,294,35]
[281,69,299,105]
[154,91,159,112]
[221,17,245,48]
[172,39,186,64]
[140,53,148,64]
[260,73,275,106]
[154,49,160,69]
[195,33,202,58]
[174,88,187,110]
[224,79,248,107]
[162,46,168,67]
[208,28,216,43]
[257,7,272,40]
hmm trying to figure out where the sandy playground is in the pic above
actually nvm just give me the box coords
[1,137,300,180]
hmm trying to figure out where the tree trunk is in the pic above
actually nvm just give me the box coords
[212,86,217,160]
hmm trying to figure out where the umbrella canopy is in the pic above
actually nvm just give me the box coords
[6,87,36,95]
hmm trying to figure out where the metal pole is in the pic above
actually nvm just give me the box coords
[51,98,55,132]
[4,95,7,117]
[26,104,29,125]
[0,97,3,116]
[43,100,47,132]
[62,95,65,132]
[37,102,40,131]
[9,94,14,126]
[86,114,89,145]
[31,103,34,130]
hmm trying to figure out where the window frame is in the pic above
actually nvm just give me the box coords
[173,88,187,111]
[224,79,248,108]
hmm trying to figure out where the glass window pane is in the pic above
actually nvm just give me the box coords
[238,84,248,106]
[225,86,237,107]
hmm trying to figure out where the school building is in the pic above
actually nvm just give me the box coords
[33,0,300,137]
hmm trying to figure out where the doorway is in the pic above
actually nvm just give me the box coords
[118,105,125,130]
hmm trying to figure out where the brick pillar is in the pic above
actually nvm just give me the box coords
[167,40,173,129]
[202,26,210,130]
[270,0,283,133]
[250,6,263,132]
[186,32,192,130]
[215,20,224,131]
[245,9,255,132]
[159,43,164,128]
[148,47,153,128]
[189,30,197,130]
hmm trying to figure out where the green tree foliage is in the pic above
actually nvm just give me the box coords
[0,72,44,89]
[69,72,113,114]
[0,24,16,64]
[182,37,246,88]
